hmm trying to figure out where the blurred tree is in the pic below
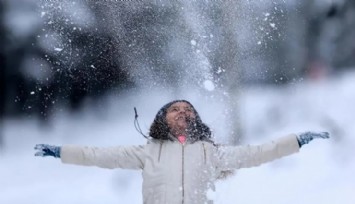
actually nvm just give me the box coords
[229,0,355,84]
[36,0,134,116]
[300,0,355,77]
[205,1,243,144]
[1,0,133,121]
[0,0,5,147]
[330,0,355,69]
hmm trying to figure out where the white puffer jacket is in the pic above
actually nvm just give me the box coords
[61,134,299,204]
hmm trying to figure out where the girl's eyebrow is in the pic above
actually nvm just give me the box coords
[168,105,191,110]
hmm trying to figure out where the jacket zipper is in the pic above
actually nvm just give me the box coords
[202,143,207,164]
[182,144,185,204]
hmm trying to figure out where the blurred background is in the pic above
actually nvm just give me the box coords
[1,0,355,203]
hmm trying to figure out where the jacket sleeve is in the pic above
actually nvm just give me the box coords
[60,145,145,170]
[216,134,300,170]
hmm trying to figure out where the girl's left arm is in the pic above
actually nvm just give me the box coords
[217,134,300,170]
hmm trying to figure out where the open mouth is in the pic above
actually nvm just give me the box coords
[176,116,186,120]
[176,116,194,125]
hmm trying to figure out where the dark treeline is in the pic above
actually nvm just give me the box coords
[1,1,135,121]
[1,0,355,122]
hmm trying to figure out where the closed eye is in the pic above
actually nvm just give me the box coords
[169,107,179,112]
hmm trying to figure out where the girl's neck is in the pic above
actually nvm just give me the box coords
[177,135,186,144]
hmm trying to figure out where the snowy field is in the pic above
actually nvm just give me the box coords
[1,71,355,204]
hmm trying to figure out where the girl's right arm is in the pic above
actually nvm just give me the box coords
[35,144,145,170]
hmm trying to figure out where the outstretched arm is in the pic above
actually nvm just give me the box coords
[35,144,145,170]
[217,131,329,170]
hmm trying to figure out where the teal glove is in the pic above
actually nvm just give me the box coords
[297,131,330,147]
[34,144,61,158]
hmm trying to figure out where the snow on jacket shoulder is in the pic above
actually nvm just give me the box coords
[60,134,300,204]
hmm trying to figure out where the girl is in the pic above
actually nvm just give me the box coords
[35,100,329,204]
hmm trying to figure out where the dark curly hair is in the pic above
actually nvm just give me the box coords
[149,100,213,143]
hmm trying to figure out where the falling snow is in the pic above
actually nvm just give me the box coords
[54,47,63,52]
[2,0,355,203]
[203,80,215,91]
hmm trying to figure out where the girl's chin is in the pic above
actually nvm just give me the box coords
[173,127,189,135]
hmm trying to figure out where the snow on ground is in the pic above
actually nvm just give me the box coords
[1,71,355,204]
